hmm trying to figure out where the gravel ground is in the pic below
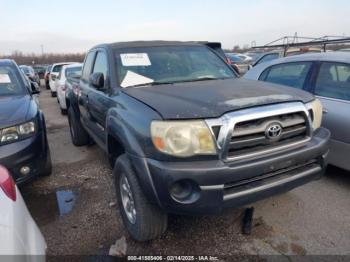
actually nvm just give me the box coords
[20,87,350,260]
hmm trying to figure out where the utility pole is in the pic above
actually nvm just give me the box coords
[40,44,44,56]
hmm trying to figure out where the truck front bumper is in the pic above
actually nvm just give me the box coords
[130,127,330,215]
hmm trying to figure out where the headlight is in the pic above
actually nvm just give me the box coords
[306,99,323,130]
[0,121,36,144]
[151,120,216,157]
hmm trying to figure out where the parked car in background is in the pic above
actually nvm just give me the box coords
[49,62,76,97]
[56,63,82,114]
[252,47,323,67]
[244,51,264,63]
[235,53,253,63]
[19,65,40,86]
[33,65,47,79]
[337,48,350,52]
[225,53,250,75]
[0,59,52,184]
[0,165,47,258]
[66,41,329,241]
[245,52,350,171]
[44,64,52,89]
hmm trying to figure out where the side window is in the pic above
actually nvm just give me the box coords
[256,53,279,65]
[315,62,350,101]
[82,51,96,81]
[57,67,64,80]
[262,62,312,89]
[93,52,108,81]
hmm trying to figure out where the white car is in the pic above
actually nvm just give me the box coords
[55,63,82,114]
[0,165,47,259]
[49,62,76,97]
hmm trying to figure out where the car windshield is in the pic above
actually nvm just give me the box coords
[0,66,26,96]
[115,46,236,88]
[20,66,33,74]
[53,65,64,73]
[65,66,82,77]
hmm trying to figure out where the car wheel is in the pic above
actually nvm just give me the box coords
[68,106,90,146]
[61,108,67,115]
[114,154,168,241]
[41,145,52,176]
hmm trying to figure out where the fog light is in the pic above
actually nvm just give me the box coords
[20,166,30,176]
[169,180,200,204]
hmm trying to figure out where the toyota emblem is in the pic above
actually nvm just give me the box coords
[265,123,283,140]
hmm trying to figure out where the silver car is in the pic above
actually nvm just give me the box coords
[244,52,350,171]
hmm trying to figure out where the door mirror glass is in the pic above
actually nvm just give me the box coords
[89,72,104,89]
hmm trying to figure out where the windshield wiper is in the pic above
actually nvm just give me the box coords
[175,77,230,83]
[125,81,175,88]
[125,77,230,88]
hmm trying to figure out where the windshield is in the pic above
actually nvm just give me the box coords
[115,46,236,87]
[53,64,65,73]
[0,66,26,96]
[65,66,82,77]
[20,66,34,74]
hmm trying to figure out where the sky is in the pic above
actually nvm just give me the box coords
[0,0,349,55]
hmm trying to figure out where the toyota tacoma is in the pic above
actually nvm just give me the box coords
[66,41,330,241]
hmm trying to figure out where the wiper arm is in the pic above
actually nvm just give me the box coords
[125,77,229,88]
[176,77,229,83]
[125,81,174,88]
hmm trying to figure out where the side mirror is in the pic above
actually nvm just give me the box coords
[89,72,104,89]
[30,81,40,94]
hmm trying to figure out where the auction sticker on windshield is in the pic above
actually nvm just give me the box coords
[120,53,151,66]
[0,74,11,83]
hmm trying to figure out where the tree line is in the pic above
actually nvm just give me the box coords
[0,51,86,65]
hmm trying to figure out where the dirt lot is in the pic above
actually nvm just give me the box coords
[20,87,350,260]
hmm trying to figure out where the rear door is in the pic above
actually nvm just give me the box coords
[78,51,96,128]
[312,62,350,143]
[312,61,350,169]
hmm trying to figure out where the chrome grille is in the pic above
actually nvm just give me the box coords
[227,112,308,158]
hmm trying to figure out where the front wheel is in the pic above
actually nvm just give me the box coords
[114,154,168,241]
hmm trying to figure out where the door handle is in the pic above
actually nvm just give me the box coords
[323,108,328,114]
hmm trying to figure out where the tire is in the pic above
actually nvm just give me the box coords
[60,108,67,115]
[41,145,52,176]
[114,154,168,241]
[68,106,90,146]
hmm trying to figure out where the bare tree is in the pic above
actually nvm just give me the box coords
[0,52,86,65]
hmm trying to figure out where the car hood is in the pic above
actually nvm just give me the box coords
[122,78,314,119]
[0,95,32,129]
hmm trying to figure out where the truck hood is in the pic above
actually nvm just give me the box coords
[0,95,31,129]
[122,78,314,119]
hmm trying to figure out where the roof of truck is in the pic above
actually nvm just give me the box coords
[94,41,212,50]
[0,59,15,66]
